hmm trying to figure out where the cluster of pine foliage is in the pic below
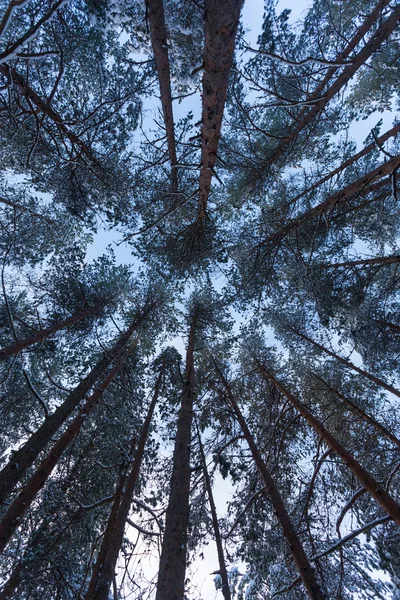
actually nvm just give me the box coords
[0,0,400,598]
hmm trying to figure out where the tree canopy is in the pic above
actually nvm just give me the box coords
[0,0,400,598]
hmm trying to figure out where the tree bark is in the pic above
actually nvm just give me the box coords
[212,360,325,600]
[0,305,99,361]
[0,354,128,554]
[0,63,100,166]
[146,0,178,191]
[289,326,400,400]
[376,319,400,334]
[256,154,400,252]
[258,364,400,525]
[84,365,163,600]
[311,372,400,449]
[0,195,57,224]
[265,1,399,168]
[196,421,231,600]
[287,122,400,207]
[155,314,197,600]
[198,0,243,220]
[0,453,87,600]
[0,311,149,505]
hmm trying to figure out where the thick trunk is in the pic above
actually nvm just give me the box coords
[0,314,146,505]
[198,0,243,219]
[213,361,325,600]
[0,358,127,554]
[0,306,99,361]
[85,367,163,600]
[196,423,231,600]
[266,1,398,167]
[146,0,178,190]
[320,255,400,269]
[155,317,197,600]
[257,154,400,251]
[258,364,400,525]
[290,327,400,400]
[312,372,400,449]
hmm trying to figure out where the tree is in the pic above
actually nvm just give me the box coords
[0,0,400,598]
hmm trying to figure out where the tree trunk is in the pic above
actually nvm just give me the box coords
[312,372,400,449]
[320,255,400,269]
[0,356,128,554]
[198,0,243,220]
[376,319,400,334]
[155,315,197,600]
[0,305,99,361]
[289,326,400,400]
[258,364,400,525]
[212,360,325,600]
[84,365,163,600]
[0,195,57,224]
[0,63,100,166]
[146,0,178,191]
[257,153,400,252]
[196,421,231,600]
[0,313,147,505]
[0,453,87,600]
[266,1,399,167]
[288,122,400,207]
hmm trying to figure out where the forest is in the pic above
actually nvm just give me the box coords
[0,0,399,598]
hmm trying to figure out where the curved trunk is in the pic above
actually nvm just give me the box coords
[0,358,127,554]
[85,366,163,600]
[0,306,98,361]
[0,314,147,505]
[198,0,243,220]
[155,316,197,600]
[213,360,325,600]
[146,0,178,190]
[258,364,400,525]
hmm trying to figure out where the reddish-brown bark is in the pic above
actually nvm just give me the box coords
[213,361,325,600]
[266,1,399,167]
[84,366,163,600]
[258,364,400,525]
[256,154,400,251]
[0,306,99,361]
[155,314,197,600]
[287,122,400,208]
[289,327,400,400]
[0,309,151,505]
[312,373,400,449]
[198,0,243,219]
[0,63,100,165]
[146,0,178,190]
[0,358,127,554]
[0,196,56,224]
